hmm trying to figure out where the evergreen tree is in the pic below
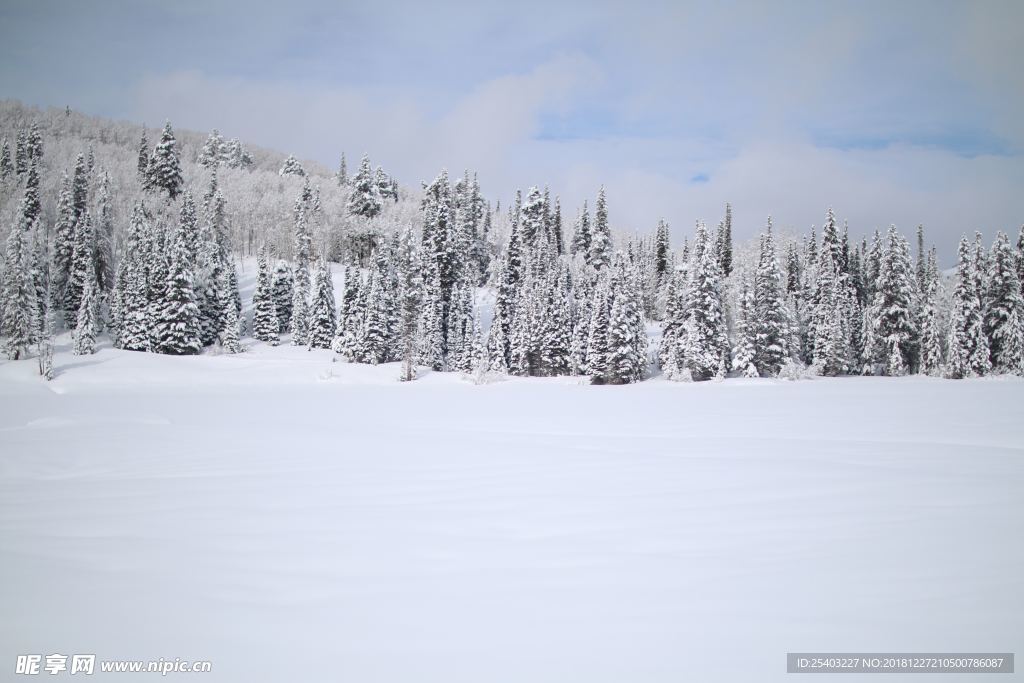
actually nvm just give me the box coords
[588,187,611,269]
[22,160,41,223]
[571,200,591,257]
[984,231,1024,374]
[198,129,226,167]
[144,122,184,201]
[271,260,294,332]
[251,247,279,345]
[137,129,149,180]
[732,278,759,377]
[355,270,391,363]
[871,226,918,374]
[752,220,789,376]
[654,219,671,277]
[2,208,37,359]
[220,289,243,353]
[73,274,98,355]
[336,152,348,186]
[678,222,729,380]
[94,171,115,291]
[0,138,12,179]
[154,220,202,355]
[279,154,306,177]
[720,203,733,276]
[396,226,422,381]
[585,273,612,377]
[947,236,986,378]
[64,211,96,316]
[307,260,337,349]
[347,154,382,218]
[919,248,944,375]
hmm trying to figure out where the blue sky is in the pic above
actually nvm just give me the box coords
[1,0,1022,259]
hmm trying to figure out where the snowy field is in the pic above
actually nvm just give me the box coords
[1,343,1023,682]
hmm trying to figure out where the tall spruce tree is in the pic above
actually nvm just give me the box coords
[251,247,279,345]
[144,122,184,201]
[752,219,789,376]
[984,231,1024,374]
[347,154,382,218]
[307,260,337,350]
[588,187,611,270]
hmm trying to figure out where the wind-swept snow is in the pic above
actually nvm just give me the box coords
[1,344,1022,681]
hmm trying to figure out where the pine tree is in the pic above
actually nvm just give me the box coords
[22,160,41,223]
[347,154,382,218]
[73,275,98,355]
[571,200,591,257]
[271,260,294,332]
[336,152,348,186]
[588,187,611,270]
[307,260,336,349]
[154,220,202,355]
[395,227,422,380]
[137,129,149,180]
[752,220,789,376]
[64,211,96,316]
[984,231,1024,374]
[919,249,944,375]
[678,222,728,380]
[220,289,243,353]
[144,122,184,201]
[251,248,279,345]
[0,138,12,179]
[2,208,37,359]
[198,129,226,167]
[585,273,612,377]
[720,203,733,276]
[947,236,985,378]
[94,171,115,291]
[279,154,306,177]
[870,226,918,374]
[732,278,759,377]
[356,270,391,363]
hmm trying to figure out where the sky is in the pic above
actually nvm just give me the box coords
[1,0,1022,260]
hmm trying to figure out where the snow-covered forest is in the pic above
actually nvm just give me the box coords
[1,98,1023,382]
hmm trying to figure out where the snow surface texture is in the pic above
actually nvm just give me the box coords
[1,345,1022,682]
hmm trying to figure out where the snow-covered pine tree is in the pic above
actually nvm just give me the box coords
[0,138,12,179]
[144,122,184,201]
[154,217,202,356]
[271,260,294,332]
[72,273,98,355]
[251,248,279,345]
[600,256,647,384]
[416,264,445,370]
[395,227,422,380]
[585,272,612,377]
[2,208,37,359]
[198,129,226,167]
[279,154,305,177]
[93,171,115,292]
[678,221,729,380]
[720,203,733,276]
[984,231,1024,374]
[588,187,611,270]
[571,200,591,257]
[64,211,96,317]
[871,225,918,374]
[946,236,983,378]
[336,152,348,186]
[307,260,336,350]
[355,269,390,364]
[220,288,243,353]
[919,248,944,375]
[732,277,758,377]
[752,219,789,376]
[137,129,149,180]
[811,246,850,375]
[21,159,42,224]
[347,154,382,218]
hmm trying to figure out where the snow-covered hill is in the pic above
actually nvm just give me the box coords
[1,347,1022,681]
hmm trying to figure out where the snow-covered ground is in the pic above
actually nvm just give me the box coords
[1,342,1022,681]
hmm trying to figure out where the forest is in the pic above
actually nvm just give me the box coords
[1,99,1023,383]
